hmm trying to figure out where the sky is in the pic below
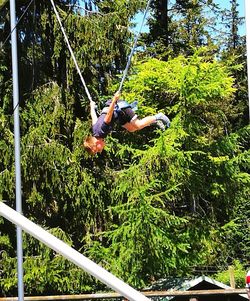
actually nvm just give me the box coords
[217,0,245,17]
[133,0,246,36]
[216,0,245,35]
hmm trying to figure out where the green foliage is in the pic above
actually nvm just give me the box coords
[0,0,8,10]
[87,129,193,287]
[124,50,236,143]
[0,228,97,295]
[214,260,247,288]
[0,108,15,201]
[88,146,204,287]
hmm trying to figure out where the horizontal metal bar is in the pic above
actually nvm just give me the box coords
[0,289,248,301]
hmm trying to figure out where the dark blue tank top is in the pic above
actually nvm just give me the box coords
[92,114,114,138]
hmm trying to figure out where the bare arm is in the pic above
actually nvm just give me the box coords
[104,91,120,124]
[90,101,98,125]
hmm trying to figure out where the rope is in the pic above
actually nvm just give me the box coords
[118,0,153,93]
[49,0,94,104]
[50,0,151,101]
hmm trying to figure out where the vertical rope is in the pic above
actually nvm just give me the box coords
[49,0,94,103]
[50,0,152,100]
[118,0,153,93]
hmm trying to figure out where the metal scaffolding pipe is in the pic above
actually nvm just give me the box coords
[9,0,24,300]
[0,202,150,301]
[0,288,248,301]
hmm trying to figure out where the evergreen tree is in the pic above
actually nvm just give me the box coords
[219,0,248,127]
[145,0,218,59]
[145,0,173,60]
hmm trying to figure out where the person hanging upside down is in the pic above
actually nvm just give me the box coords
[83,91,170,155]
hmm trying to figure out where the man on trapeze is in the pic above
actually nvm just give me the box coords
[83,91,170,155]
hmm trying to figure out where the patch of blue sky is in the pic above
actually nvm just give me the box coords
[132,0,246,36]
[209,0,245,36]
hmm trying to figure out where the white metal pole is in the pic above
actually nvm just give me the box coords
[245,0,250,121]
[9,0,24,300]
[0,202,150,301]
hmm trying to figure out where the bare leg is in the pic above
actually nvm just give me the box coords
[122,116,156,132]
